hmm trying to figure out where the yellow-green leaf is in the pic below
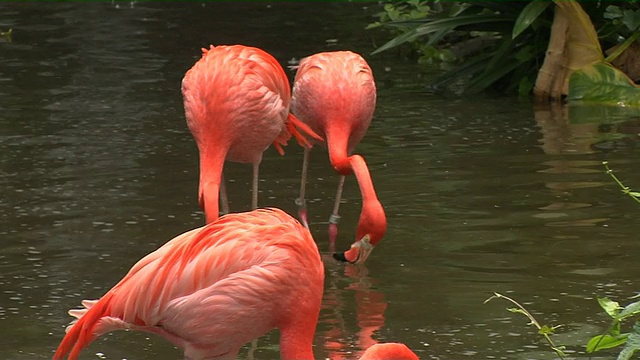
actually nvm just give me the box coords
[586,334,628,352]
[597,297,623,318]
[567,62,640,107]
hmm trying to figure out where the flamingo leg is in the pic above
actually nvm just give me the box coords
[296,147,311,229]
[328,175,345,252]
[248,339,258,360]
[251,162,259,210]
[220,173,230,216]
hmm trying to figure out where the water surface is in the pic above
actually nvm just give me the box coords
[2,2,640,360]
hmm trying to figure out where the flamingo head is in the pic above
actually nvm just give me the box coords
[333,199,386,264]
[360,343,419,360]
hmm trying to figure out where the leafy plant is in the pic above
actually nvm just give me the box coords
[587,296,640,359]
[484,292,567,359]
[367,1,456,65]
[368,1,552,95]
[602,4,640,62]
[367,1,640,96]
[366,0,431,28]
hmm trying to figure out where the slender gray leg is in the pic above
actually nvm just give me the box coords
[328,175,345,252]
[251,162,260,209]
[220,173,230,216]
[296,148,311,228]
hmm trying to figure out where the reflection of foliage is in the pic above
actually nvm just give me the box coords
[587,296,640,359]
[484,292,567,359]
[367,1,640,96]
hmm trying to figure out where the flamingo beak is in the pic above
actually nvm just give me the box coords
[333,235,373,264]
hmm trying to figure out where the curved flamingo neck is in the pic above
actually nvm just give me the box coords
[326,126,353,176]
[278,297,320,360]
[279,328,315,360]
[326,129,386,246]
[198,148,227,223]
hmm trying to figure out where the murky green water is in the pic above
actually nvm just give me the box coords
[2,2,640,360]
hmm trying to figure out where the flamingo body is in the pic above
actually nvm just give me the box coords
[292,51,385,263]
[292,51,376,155]
[53,208,324,360]
[183,45,319,222]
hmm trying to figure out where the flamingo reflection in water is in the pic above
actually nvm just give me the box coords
[320,263,401,359]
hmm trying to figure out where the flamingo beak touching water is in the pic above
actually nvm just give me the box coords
[333,234,374,264]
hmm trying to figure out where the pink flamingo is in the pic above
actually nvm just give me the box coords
[291,51,385,263]
[182,45,321,223]
[52,208,418,360]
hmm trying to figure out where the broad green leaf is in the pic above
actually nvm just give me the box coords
[618,322,640,360]
[604,5,623,20]
[586,333,628,352]
[622,9,640,31]
[619,300,640,321]
[513,0,551,39]
[598,297,622,318]
[567,62,640,107]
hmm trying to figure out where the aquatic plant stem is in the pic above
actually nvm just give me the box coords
[485,292,567,359]
[603,161,640,204]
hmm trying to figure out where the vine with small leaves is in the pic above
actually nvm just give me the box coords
[603,161,640,204]
[484,292,567,359]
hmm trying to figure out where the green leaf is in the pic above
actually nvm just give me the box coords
[507,307,528,316]
[586,333,628,353]
[630,192,640,198]
[512,0,551,39]
[604,5,623,20]
[618,322,640,360]
[618,300,640,321]
[365,22,382,30]
[598,297,623,318]
[622,9,640,31]
[567,62,640,107]
[539,325,557,336]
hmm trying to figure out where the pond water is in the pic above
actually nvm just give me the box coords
[1,2,640,360]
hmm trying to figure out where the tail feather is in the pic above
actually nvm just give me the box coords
[53,293,114,360]
[287,113,323,148]
[272,113,323,155]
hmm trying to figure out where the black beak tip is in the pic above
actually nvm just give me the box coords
[333,252,348,262]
